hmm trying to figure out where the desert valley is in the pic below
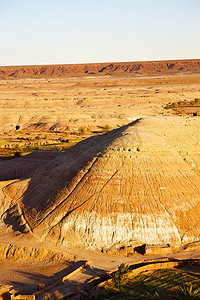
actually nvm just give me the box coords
[0,59,200,299]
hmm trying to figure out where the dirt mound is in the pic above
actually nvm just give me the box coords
[0,59,200,78]
[0,117,200,250]
[0,243,70,261]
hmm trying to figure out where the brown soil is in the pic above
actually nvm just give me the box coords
[0,60,200,295]
[0,59,200,78]
[0,67,200,137]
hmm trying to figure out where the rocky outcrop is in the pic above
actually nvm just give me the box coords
[0,243,70,261]
[0,117,200,250]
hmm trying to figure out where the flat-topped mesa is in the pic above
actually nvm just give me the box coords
[1,117,200,251]
[0,59,200,78]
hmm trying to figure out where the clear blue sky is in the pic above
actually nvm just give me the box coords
[0,0,200,66]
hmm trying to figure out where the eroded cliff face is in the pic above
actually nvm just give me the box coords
[0,117,200,250]
[0,59,200,78]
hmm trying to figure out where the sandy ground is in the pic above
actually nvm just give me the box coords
[1,245,200,295]
[0,72,199,155]
[0,69,200,295]
[0,73,200,134]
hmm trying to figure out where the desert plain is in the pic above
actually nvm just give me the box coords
[0,60,200,297]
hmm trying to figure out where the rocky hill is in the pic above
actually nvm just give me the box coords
[0,116,200,251]
[0,59,200,78]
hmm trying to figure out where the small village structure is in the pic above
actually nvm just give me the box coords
[175,105,200,116]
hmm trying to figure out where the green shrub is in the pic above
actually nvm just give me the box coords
[164,102,176,109]
[171,102,176,108]
[190,100,195,106]
[164,102,171,109]
[13,152,22,158]
[78,126,86,135]
[33,146,39,150]
[110,263,130,286]
[26,145,33,151]
[54,146,60,151]
[15,144,20,150]
[174,283,200,299]
[43,290,63,300]
[103,124,111,132]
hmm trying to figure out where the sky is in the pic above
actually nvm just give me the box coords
[0,0,200,66]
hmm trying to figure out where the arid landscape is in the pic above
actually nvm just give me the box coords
[0,59,200,299]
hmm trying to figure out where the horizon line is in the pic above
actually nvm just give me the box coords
[0,57,200,68]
